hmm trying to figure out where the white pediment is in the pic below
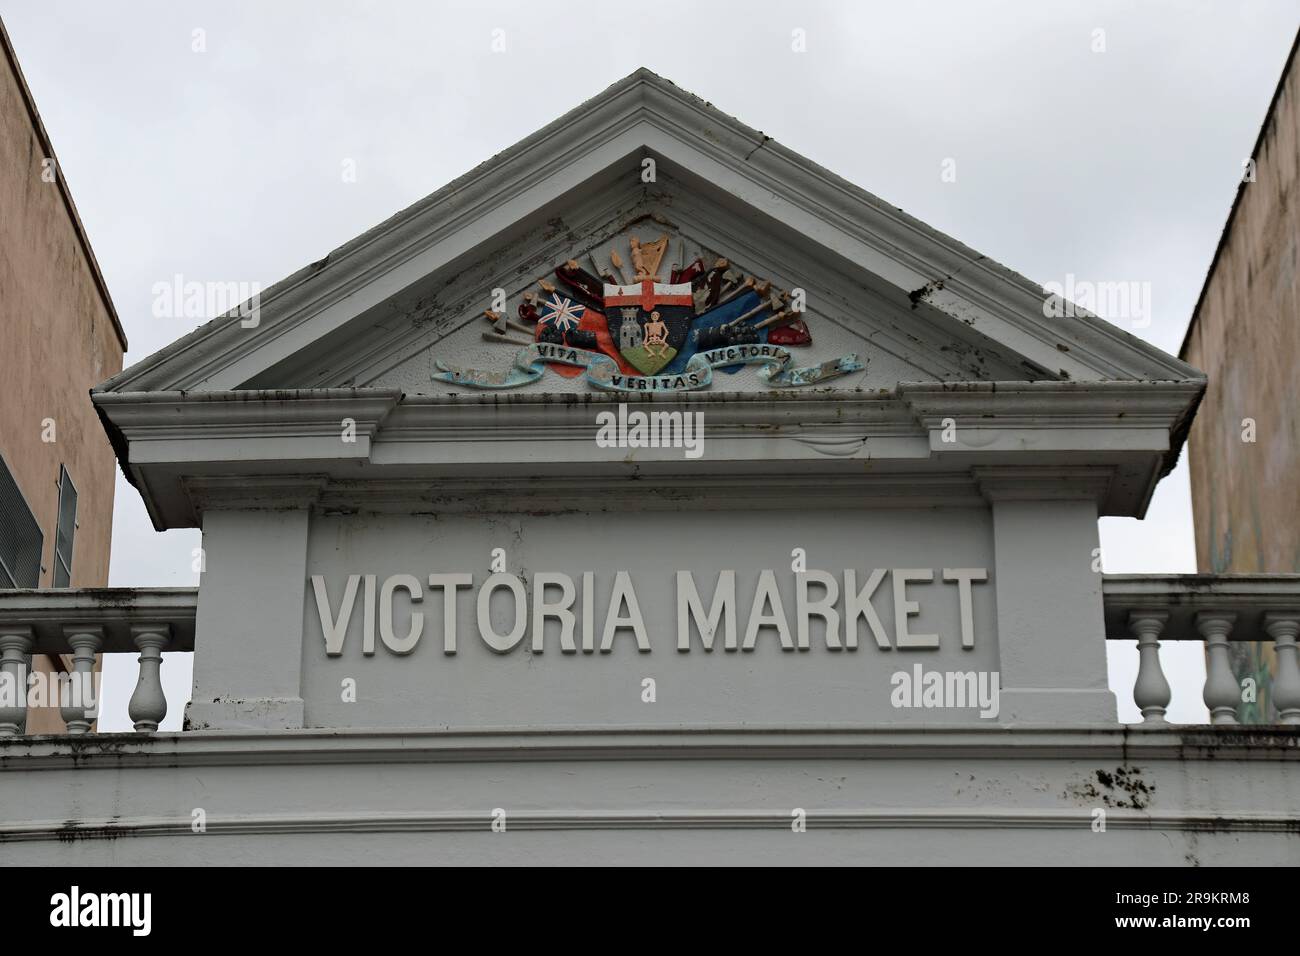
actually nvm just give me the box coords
[96,69,1200,400]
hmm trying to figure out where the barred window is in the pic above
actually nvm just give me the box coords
[53,466,77,588]
[0,452,43,588]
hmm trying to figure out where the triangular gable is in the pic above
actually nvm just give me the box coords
[95,68,1202,396]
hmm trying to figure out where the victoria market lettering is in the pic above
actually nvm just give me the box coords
[310,568,988,656]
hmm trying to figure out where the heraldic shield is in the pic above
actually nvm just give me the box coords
[603,280,696,375]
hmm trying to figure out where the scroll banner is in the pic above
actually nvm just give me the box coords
[433,342,864,392]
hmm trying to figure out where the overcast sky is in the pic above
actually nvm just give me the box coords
[4,1,1296,726]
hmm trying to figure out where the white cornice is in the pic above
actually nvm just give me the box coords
[3,725,1297,768]
[96,384,1198,452]
[8,808,1300,840]
[96,389,402,463]
[899,380,1204,423]
[93,384,1197,526]
[3,724,1293,858]
[899,379,1203,511]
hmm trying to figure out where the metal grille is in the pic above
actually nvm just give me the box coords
[53,466,77,588]
[0,452,43,588]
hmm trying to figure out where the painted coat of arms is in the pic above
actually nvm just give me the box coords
[432,231,863,392]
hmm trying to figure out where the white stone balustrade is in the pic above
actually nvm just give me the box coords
[1104,574,1300,726]
[0,589,196,737]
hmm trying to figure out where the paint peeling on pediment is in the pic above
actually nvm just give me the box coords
[909,277,946,309]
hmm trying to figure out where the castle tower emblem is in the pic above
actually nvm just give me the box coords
[618,308,641,351]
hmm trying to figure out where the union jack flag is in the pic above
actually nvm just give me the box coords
[538,294,584,333]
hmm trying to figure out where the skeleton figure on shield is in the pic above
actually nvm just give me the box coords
[642,310,669,358]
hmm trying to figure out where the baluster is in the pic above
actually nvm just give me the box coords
[60,625,103,735]
[1264,611,1300,725]
[1128,611,1171,724]
[127,625,170,732]
[1198,612,1239,725]
[0,626,34,737]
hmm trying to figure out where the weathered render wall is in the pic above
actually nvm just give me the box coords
[0,26,125,730]
[1182,37,1300,721]
[0,729,1296,865]
[181,477,1115,732]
